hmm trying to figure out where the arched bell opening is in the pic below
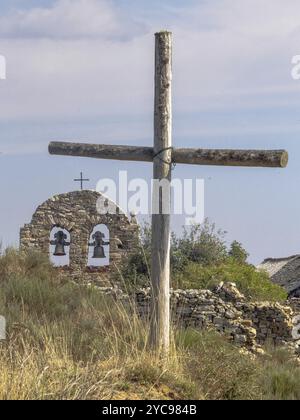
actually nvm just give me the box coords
[49,226,71,267]
[87,224,110,267]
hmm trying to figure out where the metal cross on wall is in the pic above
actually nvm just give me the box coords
[49,31,288,355]
[74,172,90,190]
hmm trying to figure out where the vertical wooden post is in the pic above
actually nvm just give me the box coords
[150,31,172,354]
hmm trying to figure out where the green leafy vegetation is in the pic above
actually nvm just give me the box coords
[228,240,249,264]
[172,260,287,302]
[121,220,287,302]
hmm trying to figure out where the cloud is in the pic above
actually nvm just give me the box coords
[0,0,146,40]
[1,0,300,131]
[171,0,300,92]
[0,0,152,125]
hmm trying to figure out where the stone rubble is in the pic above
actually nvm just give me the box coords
[134,282,300,354]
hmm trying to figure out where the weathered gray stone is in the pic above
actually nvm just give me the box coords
[20,190,140,286]
[133,285,300,354]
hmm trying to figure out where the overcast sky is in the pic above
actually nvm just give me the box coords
[1,0,300,263]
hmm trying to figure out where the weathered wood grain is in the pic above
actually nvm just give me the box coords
[150,31,172,354]
[173,148,288,168]
[49,142,288,168]
[48,142,154,162]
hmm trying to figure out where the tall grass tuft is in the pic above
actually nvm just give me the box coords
[0,249,299,400]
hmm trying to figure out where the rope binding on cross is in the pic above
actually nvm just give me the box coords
[153,146,177,170]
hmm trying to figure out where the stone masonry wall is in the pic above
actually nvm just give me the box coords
[134,283,299,353]
[20,190,140,286]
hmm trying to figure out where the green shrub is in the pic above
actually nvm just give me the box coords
[228,240,249,264]
[121,219,229,286]
[120,220,287,302]
[172,259,287,302]
[171,220,228,268]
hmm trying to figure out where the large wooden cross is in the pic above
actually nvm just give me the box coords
[49,31,288,354]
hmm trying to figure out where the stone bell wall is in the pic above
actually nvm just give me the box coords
[20,190,140,286]
[134,283,299,353]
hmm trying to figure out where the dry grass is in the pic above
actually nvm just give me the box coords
[0,248,299,400]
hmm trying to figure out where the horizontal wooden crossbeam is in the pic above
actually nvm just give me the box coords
[49,141,288,168]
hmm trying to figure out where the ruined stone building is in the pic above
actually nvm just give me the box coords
[257,255,300,297]
[20,190,140,286]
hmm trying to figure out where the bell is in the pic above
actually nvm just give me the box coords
[52,230,68,256]
[92,245,106,259]
[89,231,109,259]
[54,243,66,256]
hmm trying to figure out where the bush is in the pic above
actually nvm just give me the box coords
[172,259,287,302]
[121,219,230,286]
[120,220,287,302]
[172,220,228,269]
[228,240,249,264]
[119,224,151,290]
